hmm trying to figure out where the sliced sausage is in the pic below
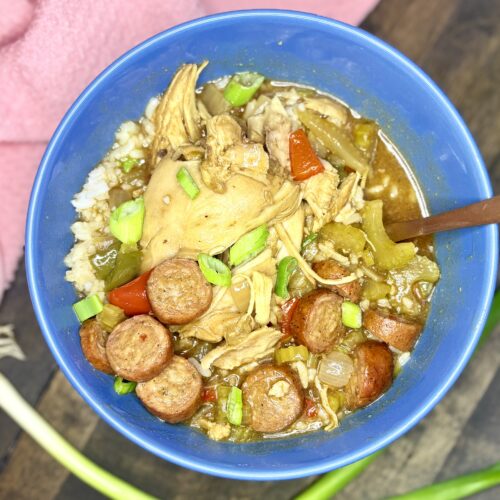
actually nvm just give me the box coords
[345,340,394,410]
[290,289,346,353]
[312,260,361,302]
[106,315,173,382]
[136,355,202,423]
[242,364,304,433]
[363,309,423,352]
[80,319,113,374]
[147,258,212,325]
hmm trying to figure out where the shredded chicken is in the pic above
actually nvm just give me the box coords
[314,376,339,431]
[252,271,273,325]
[201,114,269,193]
[140,158,301,271]
[264,96,292,171]
[244,95,271,143]
[291,361,309,389]
[151,62,207,163]
[200,327,282,371]
[276,205,304,260]
[268,380,291,398]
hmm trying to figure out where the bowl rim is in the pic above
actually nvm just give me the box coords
[26,9,498,480]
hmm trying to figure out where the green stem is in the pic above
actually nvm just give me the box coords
[295,452,382,500]
[0,373,156,500]
[388,462,500,500]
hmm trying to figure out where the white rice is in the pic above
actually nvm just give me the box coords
[64,98,159,299]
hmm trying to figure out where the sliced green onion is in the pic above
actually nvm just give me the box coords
[226,386,243,426]
[120,157,138,173]
[275,256,298,299]
[341,301,362,329]
[97,304,126,333]
[176,166,200,199]
[216,385,231,423]
[223,72,265,106]
[229,224,269,267]
[301,232,318,252]
[113,377,137,395]
[198,254,231,287]
[275,345,309,364]
[73,294,104,323]
[109,197,144,244]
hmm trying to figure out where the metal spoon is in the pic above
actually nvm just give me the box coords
[385,195,500,242]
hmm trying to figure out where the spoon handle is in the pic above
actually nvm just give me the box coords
[385,195,500,242]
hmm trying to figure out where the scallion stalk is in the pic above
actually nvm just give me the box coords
[176,167,200,199]
[109,198,145,244]
[72,294,104,323]
[341,301,362,329]
[275,256,298,299]
[0,373,156,500]
[198,254,231,287]
[120,157,139,173]
[113,376,137,395]
[226,386,243,426]
[223,72,265,107]
[229,225,269,267]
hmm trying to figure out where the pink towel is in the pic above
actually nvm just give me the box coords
[0,0,378,302]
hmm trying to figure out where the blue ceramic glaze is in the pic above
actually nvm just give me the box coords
[25,11,497,480]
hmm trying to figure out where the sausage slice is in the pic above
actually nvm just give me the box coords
[312,260,361,302]
[290,289,346,353]
[345,340,394,410]
[136,355,202,423]
[80,319,113,374]
[363,309,423,352]
[147,258,212,325]
[242,364,304,433]
[106,315,173,382]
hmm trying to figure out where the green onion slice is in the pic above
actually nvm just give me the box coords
[229,224,269,267]
[120,157,138,173]
[113,377,137,395]
[73,294,104,323]
[226,386,243,426]
[223,72,265,107]
[109,197,145,244]
[275,345,309,364]
[341,301,362,329]
[176,167,200,199]
[275,256,298,299]
[197,254,231,287]
[301,232,318,252]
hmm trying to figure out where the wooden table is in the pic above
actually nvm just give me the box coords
[1,0,499,498]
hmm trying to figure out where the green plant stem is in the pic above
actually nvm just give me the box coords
[0,373,156,500]
[295,452,382,500]
[389,462,500,500]
[296,290,500,500]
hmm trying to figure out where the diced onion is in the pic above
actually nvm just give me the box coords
[318,351,354,388]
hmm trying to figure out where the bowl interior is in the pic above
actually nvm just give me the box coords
[26,11,497,480]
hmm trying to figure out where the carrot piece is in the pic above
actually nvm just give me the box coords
[289,128,325,181]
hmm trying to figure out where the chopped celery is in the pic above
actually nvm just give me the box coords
[288,267,315,298]
[113,377,136,395]
[297,109,369,174]
[199,83,231,115]
[275,345,309,364]
[226,387,243,426]
[275,257,298,299]
[104,244,141,291]
[361,200,416,271]
[73,294,103,323]
[362,280,391,301]
[319,222,366,255]
[341,302,362,329]
[353,120,378,155]
[97,304,126,332]
[362,249,375,267]
[109,198,145,244]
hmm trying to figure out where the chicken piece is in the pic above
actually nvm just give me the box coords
[201,114,269,193]
[200,327,282,371]
[151,62,207,164]
[303,168,341,231]
[140,158,300,271]
[303,97,348,127]
[244,95,271,143]
[264,96,292,171]
[334,173,363,225]
[276,205,305,260]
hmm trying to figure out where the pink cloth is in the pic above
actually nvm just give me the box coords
[0,0,378,301]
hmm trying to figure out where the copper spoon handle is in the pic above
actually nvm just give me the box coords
[385,195,500,242]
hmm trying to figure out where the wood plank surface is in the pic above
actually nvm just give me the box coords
[1,0,499,498]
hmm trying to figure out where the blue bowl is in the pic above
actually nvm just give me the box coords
[26,10,497,480]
